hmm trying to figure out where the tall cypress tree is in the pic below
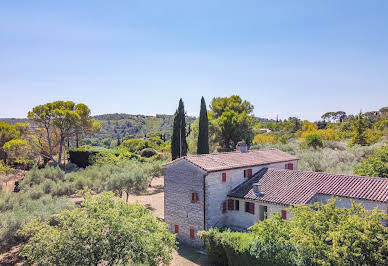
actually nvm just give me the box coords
[171,98,188,160]
[197,96,209,154]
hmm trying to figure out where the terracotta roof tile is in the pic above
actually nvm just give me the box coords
[228,168,388,205]
[165,149,298,172]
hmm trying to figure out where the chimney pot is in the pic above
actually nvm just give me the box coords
[253,183,262,195]
[236,141,248,153]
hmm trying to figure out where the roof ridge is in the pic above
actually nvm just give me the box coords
[184,148,283,158]
[266,168,388,181]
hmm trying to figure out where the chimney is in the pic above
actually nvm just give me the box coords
[253,183,262,195]
[236,141,248,153]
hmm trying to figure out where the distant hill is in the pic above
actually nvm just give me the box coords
[90,113,196,142]
[0,118,28,125]
[1,113,273,146]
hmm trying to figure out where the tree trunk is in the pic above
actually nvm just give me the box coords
[58,136,65,165]
[125,191,129,202]
[76,134,79,148]
[45,126,55,162]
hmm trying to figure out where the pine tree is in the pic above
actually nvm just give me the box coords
[197,97,209,154]
[171,99,188,160]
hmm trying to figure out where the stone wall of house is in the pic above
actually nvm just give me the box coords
[205,160,298,229]
[224,197,288,229]
[164,160,206,246]
[309,194,388,226]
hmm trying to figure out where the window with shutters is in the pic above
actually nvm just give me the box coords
[174,224,179,234]
[190,228,195,239]
[222,201,227,213]
[285,163,293,170]
[245,202,255,214]
[281,210,287,220]
[228,199,234,211]
[222,172,227,182]
[191,192,199,203]
[235,200,240,211]
[244,169,253,178]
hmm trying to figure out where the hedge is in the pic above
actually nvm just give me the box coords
[68,146,138,167]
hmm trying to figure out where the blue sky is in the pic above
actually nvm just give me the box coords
[1,0,387,120]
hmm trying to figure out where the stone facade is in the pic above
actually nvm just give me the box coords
[164,159,206,246]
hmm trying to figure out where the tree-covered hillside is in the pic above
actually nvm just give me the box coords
[82,113,196,147]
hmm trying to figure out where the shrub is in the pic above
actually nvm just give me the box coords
[18,192,176,266]
[303,134,323,149]
[69,146,139,167]
[20,165,65,189]
[0,192,73,248]
[354,144,388,177]
[300,129,340,141]
[3,139,34,168]
[200,199,388,266]
[253,134,276,144]
[0,161,11,175]
[198,228,228,266]
[140,148,157,158]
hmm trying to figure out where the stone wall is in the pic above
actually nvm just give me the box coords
[164,160,206,246]
[309,193,388,226]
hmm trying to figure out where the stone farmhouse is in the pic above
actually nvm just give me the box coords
[164,142,388,246]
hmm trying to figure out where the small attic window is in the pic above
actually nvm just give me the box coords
[244,169,253,178]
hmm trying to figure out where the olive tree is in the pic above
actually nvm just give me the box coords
[19,192,176,265]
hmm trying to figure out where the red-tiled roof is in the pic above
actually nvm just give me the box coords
[165,149,298,172]
[228,168,388,205]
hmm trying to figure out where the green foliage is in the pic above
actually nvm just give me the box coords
[0,161,11,175]
[197,96,209,154]
[140,148,158,158]
[0,191,74,248]
[252,140,381,175]
[120,137,164,153]
[348,113,369,147]
[210,95,256,151]
[288,199,388,265]
[3,138,35,167]
[354,144,388,177]
[197,228,228,266]
[0,121,20,161]
[81,113,195,147]
[18,192,176,265]
[201,199,388,266]
[27,101,101,164]
[171,98,188,160]
[304,134,323,149]
[69,146,140,167]
[0,121,20,148]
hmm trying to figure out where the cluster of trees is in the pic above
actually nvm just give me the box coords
[199,199,388,266]
[19,192,176,265]
[81,113,195,148]
[0,159,163,250]
[0,101,101,169]
[173,95,256,159]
